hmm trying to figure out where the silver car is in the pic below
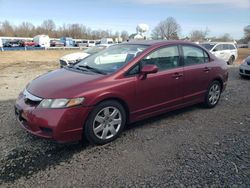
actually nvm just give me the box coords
[239,56,250,77]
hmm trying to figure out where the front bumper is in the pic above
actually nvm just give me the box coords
[239,65,250,77]
[15,95,93,143]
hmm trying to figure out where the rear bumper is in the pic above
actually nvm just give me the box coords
[15,96,93,143]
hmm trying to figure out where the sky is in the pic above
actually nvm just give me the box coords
[0,0,249,39]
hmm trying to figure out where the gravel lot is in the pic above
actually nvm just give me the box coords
[0,59,250,187]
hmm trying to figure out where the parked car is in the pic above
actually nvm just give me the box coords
[3,40,23,47]
[239,56,250,78]
[59,44,112,67]
[15,40,228,144]
[50,40,64,47]
[60,37,74,47]
[201,42,238,65]
[33,35,50,48]
[88,40,96,47]
[21,40,37,47]
[75,40,95,47]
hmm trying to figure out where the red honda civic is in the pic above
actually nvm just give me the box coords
[15,40,228,144]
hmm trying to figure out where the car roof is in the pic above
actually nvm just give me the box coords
[201,42,236,45]
[125,40,197,46]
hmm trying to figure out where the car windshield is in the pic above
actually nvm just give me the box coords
[201,43,215,50]
[84,46,107,55]
[75,44,148,74]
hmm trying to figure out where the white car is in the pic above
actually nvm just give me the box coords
[59,44,112,67]
[201,42,238,65]
[239,56,250,78]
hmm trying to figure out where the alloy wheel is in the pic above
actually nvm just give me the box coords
[93,106,122,140]
[208,83,221,105]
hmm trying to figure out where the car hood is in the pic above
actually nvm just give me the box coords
[27,68,104,99]
[60,52,90,61]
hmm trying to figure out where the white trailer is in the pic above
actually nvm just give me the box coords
[33,35,50,48]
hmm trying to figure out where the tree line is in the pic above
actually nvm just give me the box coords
[151,17,249,43]
[0,20,129,40]
[0,18,249,43]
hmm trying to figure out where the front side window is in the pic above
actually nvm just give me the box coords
[183,45,209,65]
[75,44,148,74]
[140,46,180,71]
[213,44,223,51]
[229,44,236,50]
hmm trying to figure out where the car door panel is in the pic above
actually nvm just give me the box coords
[182,45,212,104]
[131,45,184,120]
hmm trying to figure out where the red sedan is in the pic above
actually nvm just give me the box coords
[15,40,228,144]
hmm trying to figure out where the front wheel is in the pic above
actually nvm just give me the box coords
[84,100,126,145]
[204,81,222,108]
[227,56,235,65]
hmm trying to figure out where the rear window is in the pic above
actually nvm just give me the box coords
[201,43,215,50]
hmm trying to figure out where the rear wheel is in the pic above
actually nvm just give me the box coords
[228,56,235,65]
[84,100,126,145]
[204,81,222,108]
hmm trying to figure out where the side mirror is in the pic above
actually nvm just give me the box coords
[213,48,217,52]
[139,65,158,79]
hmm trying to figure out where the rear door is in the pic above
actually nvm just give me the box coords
[132,45,184,118]
[182,45,212,104]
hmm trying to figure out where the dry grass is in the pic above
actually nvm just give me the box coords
[0,48,249,69]
[237,48,250,64]
[0,50,82,70]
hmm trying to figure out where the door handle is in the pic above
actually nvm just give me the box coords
[172,72,183,79]
[203,67,211,72]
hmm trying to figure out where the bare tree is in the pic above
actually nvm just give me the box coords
[0,20,14,36]
[217,33,233,42]
[0,19,130,40]
[15,22,35,37]
[121,30,129,41]
[190,28,209,42]
[244,25,250,42]
[151,17,181,40]
[40,20,56,36]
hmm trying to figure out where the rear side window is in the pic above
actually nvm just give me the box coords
[183,45,209,65]
[141,46,180,71]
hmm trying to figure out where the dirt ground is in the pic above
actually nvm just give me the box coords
[0,49,250,187]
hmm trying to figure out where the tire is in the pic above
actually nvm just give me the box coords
[227,56,235,65]
[84,100,126,145]
[204,80,222,108]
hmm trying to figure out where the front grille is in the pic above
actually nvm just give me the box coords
[60,60,67,66]
[245,70,250,75]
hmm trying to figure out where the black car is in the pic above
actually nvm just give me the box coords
[3,40,23,47]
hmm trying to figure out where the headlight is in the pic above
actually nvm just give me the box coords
[38,97,84,108]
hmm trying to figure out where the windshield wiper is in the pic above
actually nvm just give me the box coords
[78,65,107,75]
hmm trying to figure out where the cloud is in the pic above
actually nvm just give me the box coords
[123,0,250,8]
